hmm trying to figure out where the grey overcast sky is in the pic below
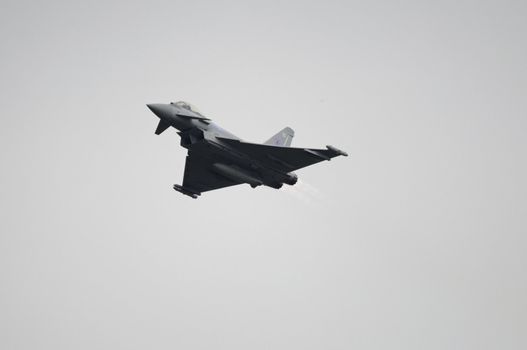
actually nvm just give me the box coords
[1,0,526,349]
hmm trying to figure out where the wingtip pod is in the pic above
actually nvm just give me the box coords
[326,145,348,157]
[173,184,200,199]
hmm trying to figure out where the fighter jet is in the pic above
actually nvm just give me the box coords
[146,101,348,198]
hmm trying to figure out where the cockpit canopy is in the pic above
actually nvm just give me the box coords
[171,101,203,116]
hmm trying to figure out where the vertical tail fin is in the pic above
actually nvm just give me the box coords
[264,127,294,147]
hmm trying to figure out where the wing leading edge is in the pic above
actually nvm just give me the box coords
[217,137,348,173]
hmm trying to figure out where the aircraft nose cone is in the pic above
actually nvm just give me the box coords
[147,103,173,119]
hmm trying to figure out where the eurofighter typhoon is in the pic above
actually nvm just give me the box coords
[147,101,348,198]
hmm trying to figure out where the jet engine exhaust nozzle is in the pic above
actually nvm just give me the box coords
[283,172,298,185]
